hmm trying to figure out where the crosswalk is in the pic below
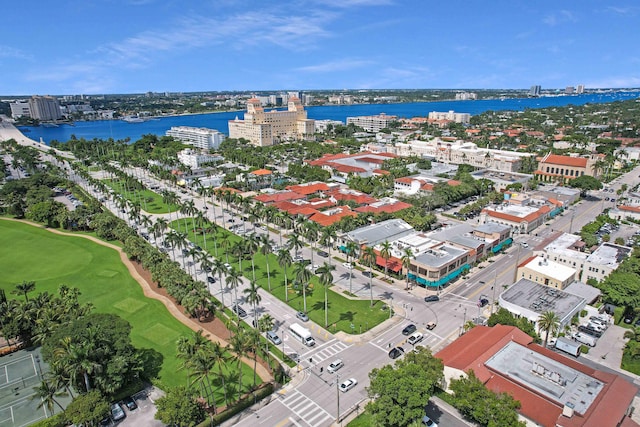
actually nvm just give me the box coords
[301,339,350,364]
[279,390,333,427]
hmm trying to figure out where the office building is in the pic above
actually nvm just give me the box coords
[516,255,577,290]
[228,97,314,146]
[166,126,226,150]
[29,95,62,121]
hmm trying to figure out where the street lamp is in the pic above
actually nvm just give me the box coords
[336,373,341,424]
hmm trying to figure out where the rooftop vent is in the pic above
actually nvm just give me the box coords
[562,402,575,418]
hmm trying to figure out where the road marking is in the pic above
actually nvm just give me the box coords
[279,390,333,427]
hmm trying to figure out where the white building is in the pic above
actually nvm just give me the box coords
[428,110,471,124]
[582,243,632,283]
[228,97,314,146]
[29,95,62,121]
[166,126,226,150]
[315,119,344,133]
[10,101,31,118]
[346,113,398,132]
[177,149,224,169]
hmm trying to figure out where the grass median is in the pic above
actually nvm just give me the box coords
[171,219,389,334]
[102,178,177,214]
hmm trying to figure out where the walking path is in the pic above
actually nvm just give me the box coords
[0,217,273,383]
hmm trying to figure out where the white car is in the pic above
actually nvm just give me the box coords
[342,262,353,269]
[339,378,358,392]
[407,332,424,345]
[327,359,344,374]
[422,415,438,427]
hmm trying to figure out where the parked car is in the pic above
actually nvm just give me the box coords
[327,359,344,373]
[426,321,437,330]
[317,250,329,258]
[402,324,417,335]
[232,305,247,318]
[388,347,405,359]
[123,396,137,411]
[578,325,602,338]
[296,311,309,322]
[339,378,358,392]
[422,415,438,427]
[342,262,353,269]
[224,262,232,271]
[110,403,126,421]
[424,295,439,302]
[266,331,281,345]
[207,276,216,284]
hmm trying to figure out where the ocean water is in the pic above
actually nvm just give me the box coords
[18,91,639,144]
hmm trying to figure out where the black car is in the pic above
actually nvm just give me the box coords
[402,324,417,335]
[232,305,247,318]
[207,276,216,284]
[424,295,439,302]
[388,347,405,359]
[317,250,329,258]
[578,325,602,338]
[123,396,137,411]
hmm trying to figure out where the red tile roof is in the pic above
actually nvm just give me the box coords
[355,200,412,214]
[436,325,640,427]
[619,205,640,213]
[254,191,305,204]
[332,164,366,173]
[395,177,414,184]
[285,182,330,195]
[357,156,386,164]
[541,154,588,168]
[483,205,551,223]
[250,168,273,176]
[308,208,357,226]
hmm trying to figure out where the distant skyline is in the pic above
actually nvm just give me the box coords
[1,0,639,95]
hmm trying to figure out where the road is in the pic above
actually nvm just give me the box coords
[61,161,640,427]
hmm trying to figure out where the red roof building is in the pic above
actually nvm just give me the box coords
[285,182,330,195]
[536,153,597,182]
[436,325,639,427]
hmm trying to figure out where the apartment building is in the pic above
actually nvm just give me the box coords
[427,110,471,124]
[346,113,398,132]
[177,149,223,169]
[166,126,226,150]
[228,97,314,146]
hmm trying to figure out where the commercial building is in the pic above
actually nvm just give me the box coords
[427,110,471,124]
[390,140,534,173]
[407,243,470,288]
[166,126,226,150]
[517,255,577,290]
[346,113,398,132]
[337,219,414,249]
[176,149,223,169]
[535,153,598,182]
[582,243,632,283]
[436,325,639,427]
[540,232,589,273]
[228,97,314,146]
[480,203,552,234]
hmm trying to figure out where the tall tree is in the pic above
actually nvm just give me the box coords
[538,311,561,348]
[316,262,335,327]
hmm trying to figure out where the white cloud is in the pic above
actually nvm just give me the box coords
[606,6,639,15]
[0,45,32,60]
[543,10,577,26]
[296,59,372,72]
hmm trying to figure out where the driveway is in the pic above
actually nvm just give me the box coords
[117,386,165,427]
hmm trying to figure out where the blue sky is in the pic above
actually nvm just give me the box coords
[1,0,639,95]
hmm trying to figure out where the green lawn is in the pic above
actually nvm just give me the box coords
[171,219,389,334]
[0,220,256,397]
[103,179,177,214]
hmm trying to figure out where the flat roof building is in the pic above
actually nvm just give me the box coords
[480,204,552,234]
[346,113,398,132]
[517,255,577,290]
[338,218,414,249]
[583,243,631,283]
[166,126,226,150]
[435,325,639,427]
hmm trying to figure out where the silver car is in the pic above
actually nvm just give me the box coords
[327,359,344,373]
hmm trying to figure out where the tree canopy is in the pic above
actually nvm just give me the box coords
[366,346,443,427]
[154,386,205,427]
[568,175,603,193]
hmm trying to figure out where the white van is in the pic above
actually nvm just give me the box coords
[289,323,315,347]
[574,332,596,347]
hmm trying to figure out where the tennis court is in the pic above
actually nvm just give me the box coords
[0,348,48,427]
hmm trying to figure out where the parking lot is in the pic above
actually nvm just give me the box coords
[112,387,164,427]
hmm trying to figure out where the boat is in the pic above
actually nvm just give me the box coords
[122,116,145,123]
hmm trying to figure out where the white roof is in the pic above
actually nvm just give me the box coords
[523,256,577,282]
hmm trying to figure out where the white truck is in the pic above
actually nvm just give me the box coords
[289,323,316,347]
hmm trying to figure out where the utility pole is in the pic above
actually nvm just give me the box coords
[336,373,341,424]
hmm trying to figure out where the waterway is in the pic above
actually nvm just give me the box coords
[18,91,639,144]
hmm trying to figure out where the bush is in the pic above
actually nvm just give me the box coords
[30,413,67,427]
[199,383,274,426]
[580,345,590,354]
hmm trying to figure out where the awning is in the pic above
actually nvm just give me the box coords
[409,264,469,288]
[375,255,402,273]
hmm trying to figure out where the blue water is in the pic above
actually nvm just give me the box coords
[18,92,639,144]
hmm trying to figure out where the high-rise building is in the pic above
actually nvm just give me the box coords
[565,86,575,95]
[346,113,398,132]
[576,84,585,94]
[27,95,62,121]
[428,110,471,124]
[10,101,31,118]
[529,85,541,96]
[228,97,314,146]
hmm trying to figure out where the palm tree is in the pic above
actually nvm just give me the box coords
[226,268,243,319]
[243,281,262,327]
[538,311,561,348]
[259,234,275,291]
[152,217,168,245]
[288,233,303,259]
[212,259,228,307]
[245,233,260,282]
[293,261,312,313]
[210,341,230,406]
[13,280,36,302]
[277,249,293,302]
[344,241,359,294]
[231,240,246,275]
[320,226,337,266]
[401,248,415,290]
[230,329,250,401]
[361,246,377,307]
[380,240,392,280]
[316,262,335,327]
[304,221,319,265]
[32,376,67,415]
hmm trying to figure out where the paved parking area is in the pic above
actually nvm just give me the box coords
[116,387,164,427]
